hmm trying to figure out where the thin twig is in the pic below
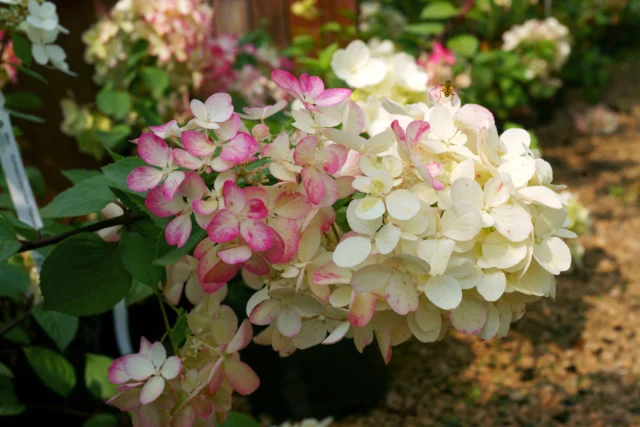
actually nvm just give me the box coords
[156,291,177,355]
[18,211,143,253]
[0,308,32,338]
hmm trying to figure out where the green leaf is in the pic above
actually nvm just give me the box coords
[84,354,117,400]
[62,169,102,185]
[446,35,479,58]
[15,64,48,84]
[0,362,13,378]
[94,125,132,151]
[0,403,26,416]
[420,2,458,19]
[0,262,29,300]
[4,92,42,110]
[23,347,76,397]
[0,376,25,416]
[0,322,30,344]
[84,414,118,427]
[0,219,20,262]
[41,175,114,218]
[11,35,32,67]
[40,234,132,316]
[126,280,155,306]
[96,89,132,121]
[140,67,170,98]
[32,306,79,352]
[102,157,146,193]
[404,22,445,36]
[218,411,260,427]
[154,227,205,267]
[118,231,164,287]
[171,310,188,347]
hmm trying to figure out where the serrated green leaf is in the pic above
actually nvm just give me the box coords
[41,175,114,218]
[32,306,79,352]
[140,67,170,98]
[118,231,164,287]
[40,234,132,316]
[154,227,205,267]
[420,1,458,19]
[0,219,20,262]
[126,280,155,306]
[23,347,76,397]
[102,157,146,193]
[405,22,445,36]
[11,35,31,67]
[96,89,132,121]
[62,169,102,185]
[83,414,118,427]
[446,35,479,58]
[84,354,117,400]
[0,262,29,300]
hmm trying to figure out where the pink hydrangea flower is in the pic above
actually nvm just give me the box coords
[271,70,351,113]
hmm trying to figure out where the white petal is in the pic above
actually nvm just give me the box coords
[481,232,527,269]
[277,306,302,337]
[450,299,487,335]
[497,300,513,338]
[333,236,372,268]
[375,223,401,254]
[476,269,507,302]
[408,302,442,343]
[350,264,392,293]
[346,200,382,234]
[534,237,571,274]
[483,176,511,208]
[490,204,532,242]
[518,186,563,209]
[497,157,535,188]
[386,189,420,220]
[478,302,500,340]
[330,286,352,307]
[32,43,48,65]
[355,196,386,220]
[417,238,455,276]
[424,274,462,310]
[385,272,419,315]
[441,204,483,241]
[512,260,553,296]
[450,178,483,208]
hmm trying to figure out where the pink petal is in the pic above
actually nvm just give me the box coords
[202,260,240,284]
[137,132,171,167]
[222,181,246,214]
[376,330,392,365]
[165,214,192,248]
[245,198,268,220]
[317,148,340,174]
[413,155,445,191]
[249,299,279,325]
[218,245,253,264]
[242,186,269,205]
[243,253,270,276]
[194,238,216,260]
[204,93,234,123]
[318,173,339,207]
[192,198,218,215]
[223,359,260,395]
[406,120,430,148]
[140,376,165,405]
[214,114,241,141]
[181,130,215,157]
[180,172,207,200]
[349,292,377,327]
[300,73,324,98]
[293,136,318,166]
[108,357,130,384]
[267,217,299,263]
[325,143,348,169]
[162,171,186,201]
[160,356,182,380]
[171,407,195,427]
[207,209,240,243]
[271,70,303,99]
[201,280,228,294]
[123,354,154,381]
[173,149,203,170]
[149,342,166,368]
[145,186,184,217]
[149,120,178,137]
[240,220,274,252]
[126,166,164,192]
[274,191,311,220]
[301,168,325,205]
[315,88,352,108]
[226,319,253,354]
[391,120,405,141]
[139,337,152,355]
[106,388,142,412]
[220,133,254,163]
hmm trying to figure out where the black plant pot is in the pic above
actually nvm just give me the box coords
[242,338,390,423]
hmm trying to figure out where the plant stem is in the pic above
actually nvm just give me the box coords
[0,308,32,338]
[18,211,144,253]
[156,292,177,354]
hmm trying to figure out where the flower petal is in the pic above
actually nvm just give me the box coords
[165,214,192,248]
[386,189,420,220]
[333,236,372,268]
[138,133,171,167]
[127,167,164,192]
[349,292,376,327]
[181,130,215,156]
[145,186,184,217]
[424,274,462,310]
[123,354,154,381]
[386,272,419,315]
[207,209,240,243]
[240,221,273,252]
[160,356,182,380]
[450,299,488,335]
[140,376,165,405]
[222,359,259,395]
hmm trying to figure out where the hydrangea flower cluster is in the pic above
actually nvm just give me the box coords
[0,0,74,75]
[113,70,573,423]
[331,38,429,136]
[502,17,571,81]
